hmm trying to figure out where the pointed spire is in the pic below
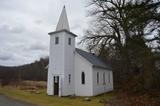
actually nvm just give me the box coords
[56,6,70,31]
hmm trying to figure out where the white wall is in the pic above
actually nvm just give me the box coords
[74,53,93,96]
[47,31,75,96]
[62,32,75,96]
[47,70,54,95]
[47,31,65,95]
[48,32,65,75]
[92,67,113,96]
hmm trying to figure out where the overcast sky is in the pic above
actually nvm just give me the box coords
[0,0,90,66]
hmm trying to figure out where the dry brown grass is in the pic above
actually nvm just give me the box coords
[0,86,112,106]
[19,81,46,88]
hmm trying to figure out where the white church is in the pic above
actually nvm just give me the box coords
[47,6,113,97]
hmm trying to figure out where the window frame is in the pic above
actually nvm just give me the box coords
[69,74,71,84]
[108,72,110,83]
[68,37,71,45]
[55,36,59,44]
[97,72,99,84]
[103,72,106,85]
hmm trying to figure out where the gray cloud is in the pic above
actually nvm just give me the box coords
[0,0,87,66]
[26,42,48,51]
[0,24,25,34]
[0,51,12,61]
[34,20,43,25]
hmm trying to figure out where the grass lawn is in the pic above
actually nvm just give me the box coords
[0,86,113,106]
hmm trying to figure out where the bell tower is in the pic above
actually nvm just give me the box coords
[47,6,77,96]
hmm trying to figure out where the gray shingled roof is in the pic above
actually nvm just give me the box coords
[76,48,112,70]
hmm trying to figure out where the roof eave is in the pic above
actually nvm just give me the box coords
[93,65,112,70]
[48,29,77,37]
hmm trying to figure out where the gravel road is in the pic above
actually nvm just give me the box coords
[0,95,36,106]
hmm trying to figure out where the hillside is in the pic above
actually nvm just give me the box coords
[0,58,49,84]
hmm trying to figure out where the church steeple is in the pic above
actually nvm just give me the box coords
[47,5,77,96]
[56,6,70,31]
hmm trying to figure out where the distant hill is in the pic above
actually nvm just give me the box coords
[0,57,49,82]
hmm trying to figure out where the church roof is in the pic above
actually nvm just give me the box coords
[45,48,112,70]
[76,48,112,70]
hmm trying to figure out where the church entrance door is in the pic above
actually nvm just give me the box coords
[54,76,59,95]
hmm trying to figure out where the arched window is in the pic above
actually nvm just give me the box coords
[81,72,85,84]
[103,72,105,85]
[108,72,110,83]
[97,72,99,84]
[69,74,71,84]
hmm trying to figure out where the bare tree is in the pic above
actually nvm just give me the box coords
[82,0,160,55]
[81,0,160,89]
